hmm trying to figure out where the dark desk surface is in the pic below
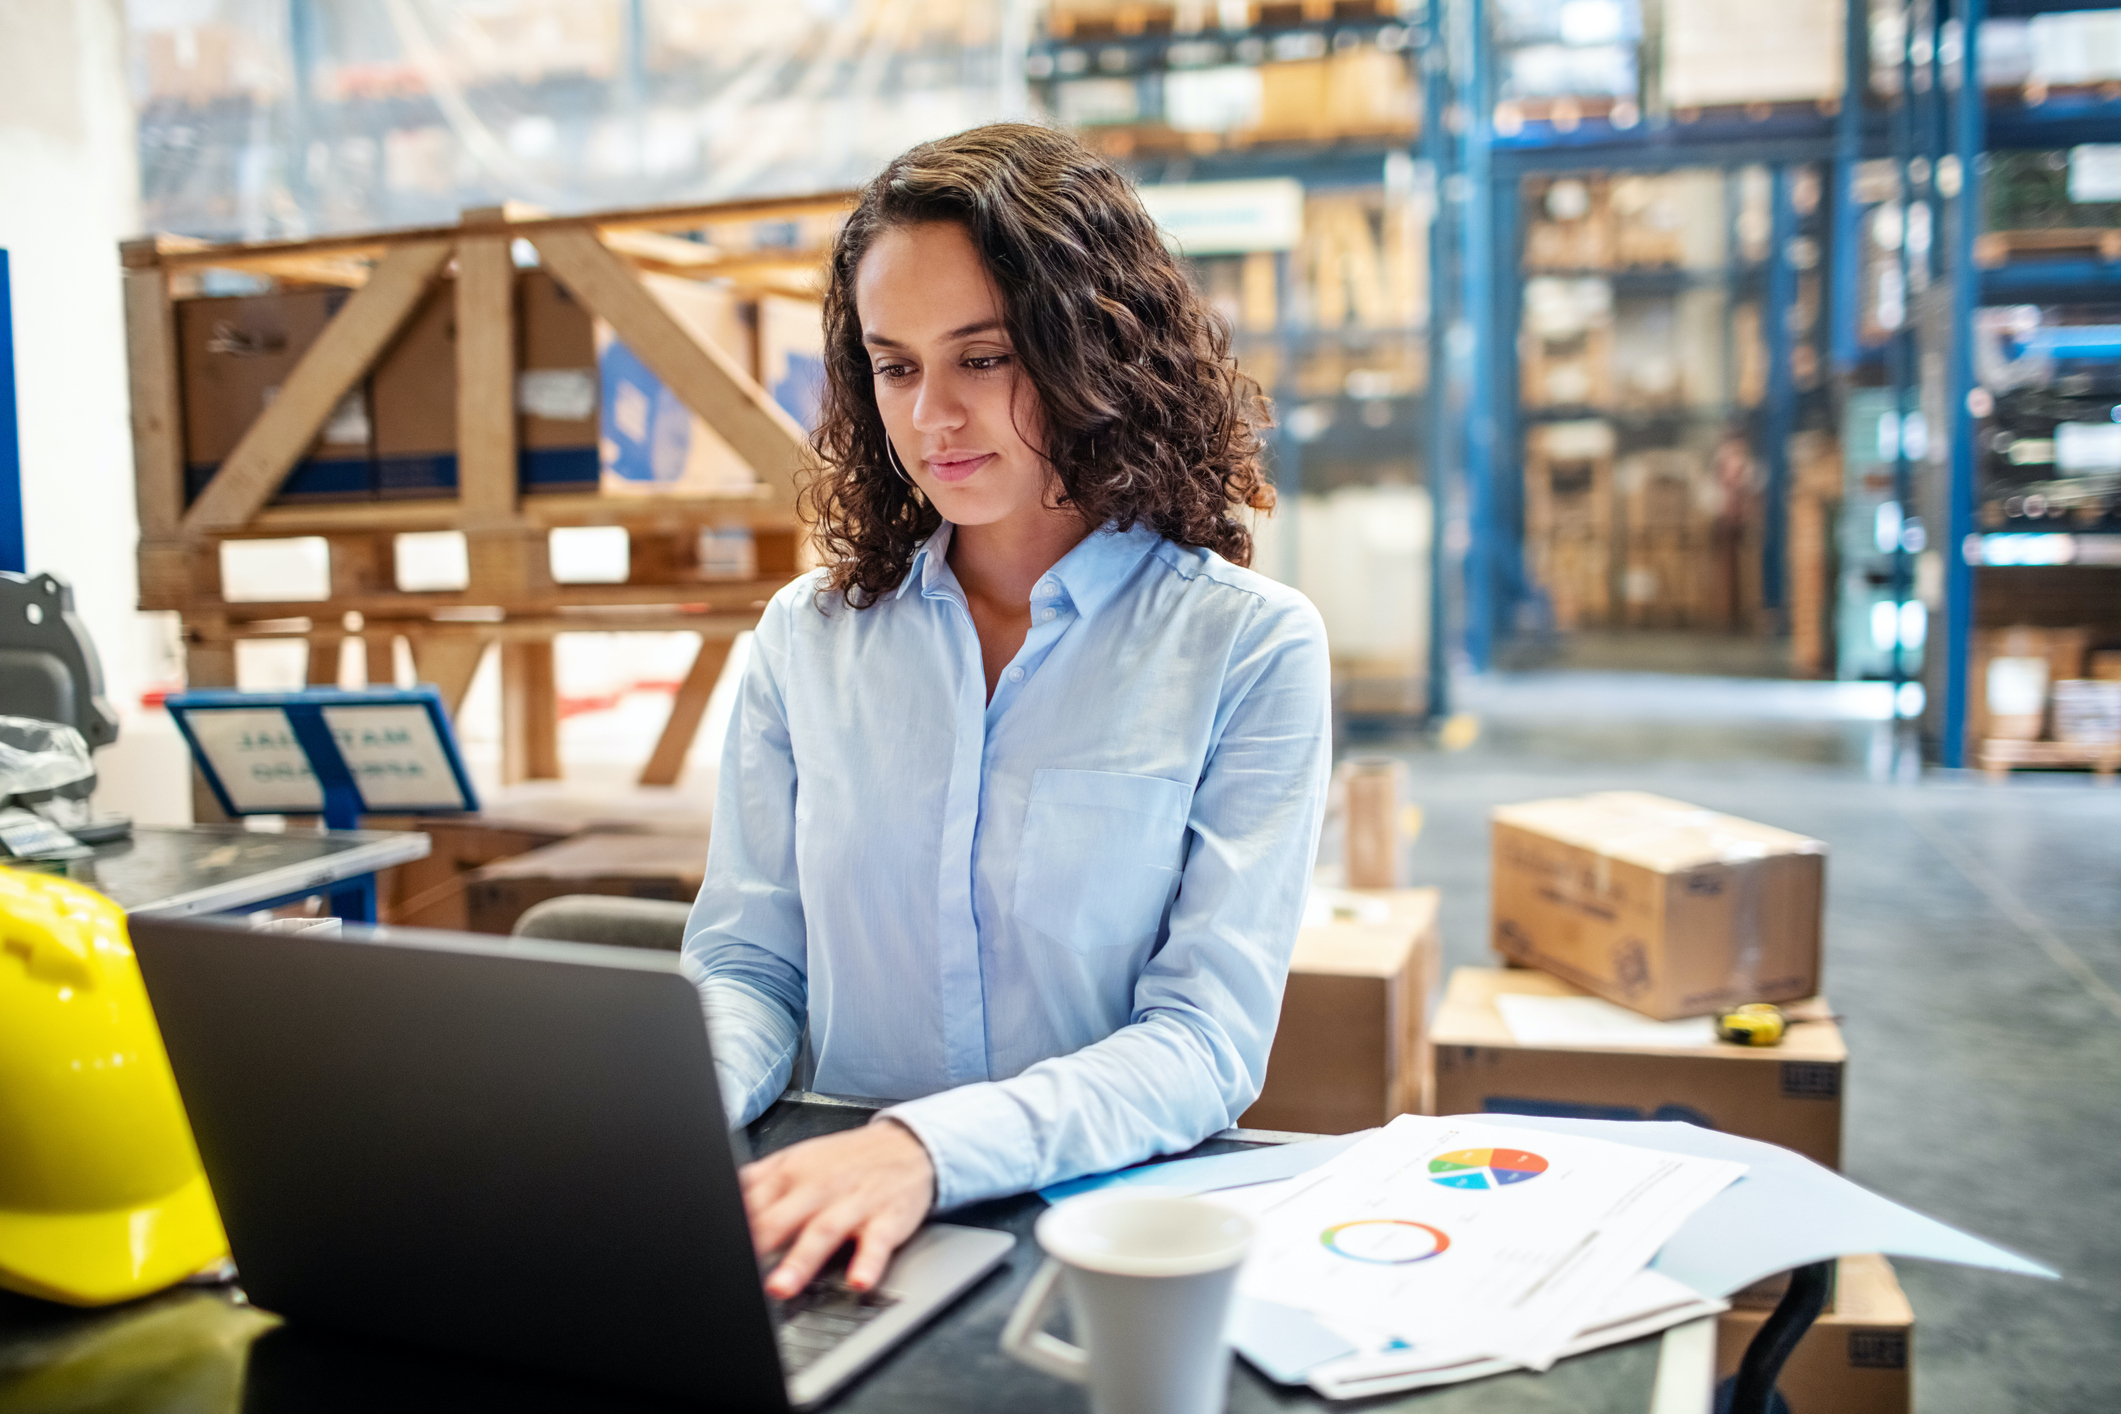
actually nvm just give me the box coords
[42,824,429,916]
[0,1099,1673,1414]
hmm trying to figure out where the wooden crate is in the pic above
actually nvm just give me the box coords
[125,192,853,796]
[464,830,713,935]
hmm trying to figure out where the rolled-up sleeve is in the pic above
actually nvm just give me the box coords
[883,594,1332,1208]
[682,593,810,1129]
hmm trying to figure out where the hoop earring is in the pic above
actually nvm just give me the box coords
[886,440,916,487]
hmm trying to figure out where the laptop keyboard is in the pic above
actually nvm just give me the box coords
[771,1275,900,1374]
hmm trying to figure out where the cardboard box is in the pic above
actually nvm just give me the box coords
[464,830,711,936]
[1716,1255,1911,1414]
[1241,888,1440,1135]
[517,270,602,493]
[177,288,374,504]
[1431,967,1845,1168]
[1491,791,1825,1020]
[598,274,756,497]
[371,279,459,499]
[366,271,608,498]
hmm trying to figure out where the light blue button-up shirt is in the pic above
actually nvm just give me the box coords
[681,520,1331,1209]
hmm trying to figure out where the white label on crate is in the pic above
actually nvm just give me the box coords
[1139,178,1304,254]
[2069,145,2121,202]
[187,708,325,812]
[321,391,370,446]
[1164,66,1265,134]
[2056,422,2121,472]
[1986,657,2050,716]
[320,705,468,810]
[517,368,598,421]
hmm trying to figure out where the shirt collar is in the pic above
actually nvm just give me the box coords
[893,519,1160,621]
[1043,521,1160,623]
[895,521,958,600]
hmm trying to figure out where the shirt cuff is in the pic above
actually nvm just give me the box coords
[879,1083,1037,1211]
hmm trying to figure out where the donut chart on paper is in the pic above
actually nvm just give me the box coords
[1427,1147,1550,1190]
[1318,1219,1451,1265]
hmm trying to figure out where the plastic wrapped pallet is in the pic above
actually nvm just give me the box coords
[1661,0,1845,108]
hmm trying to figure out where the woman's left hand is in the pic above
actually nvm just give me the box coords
[740,1118,937,1299]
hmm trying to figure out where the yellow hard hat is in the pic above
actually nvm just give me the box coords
[0,867,228,1306]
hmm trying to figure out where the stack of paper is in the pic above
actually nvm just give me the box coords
[1225,1115,1744,1395]
[1039,1108,2058,1399]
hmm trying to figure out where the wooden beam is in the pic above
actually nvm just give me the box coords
[307,636,342,685]
[244,486,776,535]
[144,191,856,273]
[365,634,398,688]
[123,257,186,546]
[455,229,519,528]
[411,637,490,719]
[199,574,784,620]
[181,240,452,538]
[500,640,561,784]
[185,631,238,823]
[527,228,810,511]
[638,635,734,787]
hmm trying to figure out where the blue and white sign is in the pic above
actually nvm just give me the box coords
[165,686,478,828]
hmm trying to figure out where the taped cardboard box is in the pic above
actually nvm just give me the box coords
[177,288,374,504]
[1491,791,1825,1020]
[1241,888,1440,1135]
[1716,1255,1911,1414]
[371,279,460,498]
[516,270,603,492]
[1431,966,1844,1169]
[370,273,606,499]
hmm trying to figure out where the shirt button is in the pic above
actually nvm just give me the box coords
[1008,666,1025,683]
[1040,607,1057,623]
[1037,579,1057,597]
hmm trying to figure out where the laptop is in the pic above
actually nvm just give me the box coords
[131,914,1014,1410]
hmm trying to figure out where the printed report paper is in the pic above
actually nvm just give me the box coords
[1232,1114,1745,1373]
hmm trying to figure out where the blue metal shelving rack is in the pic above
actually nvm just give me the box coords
[1022,1,2116,754]
[0,250,23,576]
[1939,0,2121,767]
[1462,0,2118,773]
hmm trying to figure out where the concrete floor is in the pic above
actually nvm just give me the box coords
[1359,671,2120,1414]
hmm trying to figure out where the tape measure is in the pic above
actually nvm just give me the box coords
[1715,1003,1788,1047]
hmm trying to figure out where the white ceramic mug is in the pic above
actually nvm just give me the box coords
[1000,1191,1255,1414]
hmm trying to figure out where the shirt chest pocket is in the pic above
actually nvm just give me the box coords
[1012,768,1194,954]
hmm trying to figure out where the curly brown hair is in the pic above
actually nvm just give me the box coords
[802,122,1274,606]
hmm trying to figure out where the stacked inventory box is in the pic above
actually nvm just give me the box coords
[1244,890,1442,1135]
[1523,421,1616,629]
[1617,449,1710,627]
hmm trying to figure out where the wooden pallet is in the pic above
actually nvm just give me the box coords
[1972,228,2121,269]
[1978,738,2121,782]
[125,192,853,798]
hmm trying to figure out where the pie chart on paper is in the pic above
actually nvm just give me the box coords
[1427,1147,1549,1190]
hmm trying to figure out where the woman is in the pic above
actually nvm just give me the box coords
[682,123,1330,1301]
